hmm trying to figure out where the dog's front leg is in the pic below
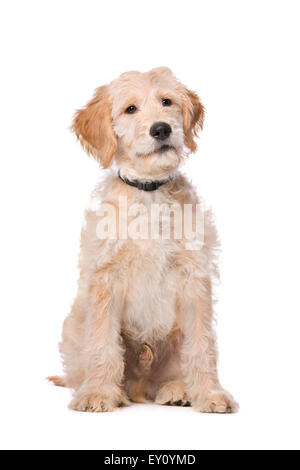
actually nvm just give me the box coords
[179,278,238,413]
[69,274,128,412]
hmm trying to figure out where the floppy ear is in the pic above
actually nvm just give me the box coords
[72,86,117,168]
[180,88,205,153]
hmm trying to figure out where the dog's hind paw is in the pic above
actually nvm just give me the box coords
[47,375,67,387]
[155,380,190,406]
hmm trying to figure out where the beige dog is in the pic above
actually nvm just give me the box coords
[48,67,237,413]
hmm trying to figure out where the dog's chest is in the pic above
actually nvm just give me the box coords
[121,239,177,343]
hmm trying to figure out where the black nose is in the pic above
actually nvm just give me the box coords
[150,122,172,141]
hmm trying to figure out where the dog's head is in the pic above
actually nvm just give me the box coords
[72,67,204,180]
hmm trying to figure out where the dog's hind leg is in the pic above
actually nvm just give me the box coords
[59,293,89,391]
[126,344,154,403]
[47,297,85,391]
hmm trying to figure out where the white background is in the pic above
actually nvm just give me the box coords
[1,0,300,450]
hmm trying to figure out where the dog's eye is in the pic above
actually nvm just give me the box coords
[162,98,172,107]
[125,105,137,114]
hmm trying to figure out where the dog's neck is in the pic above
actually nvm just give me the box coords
[118,171,175,191]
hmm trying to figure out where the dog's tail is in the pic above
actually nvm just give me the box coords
[47,375,67,387]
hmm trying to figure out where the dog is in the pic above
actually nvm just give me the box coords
[48,67,237,413]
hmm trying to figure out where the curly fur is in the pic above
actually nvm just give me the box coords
[48,67,237,413]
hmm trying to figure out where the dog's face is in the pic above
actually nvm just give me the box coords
[72,67,204,179]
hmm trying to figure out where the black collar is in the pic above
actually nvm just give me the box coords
[118,172,174,191]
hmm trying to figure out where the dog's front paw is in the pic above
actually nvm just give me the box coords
[194,389,238,414]
[69,390,129,413]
